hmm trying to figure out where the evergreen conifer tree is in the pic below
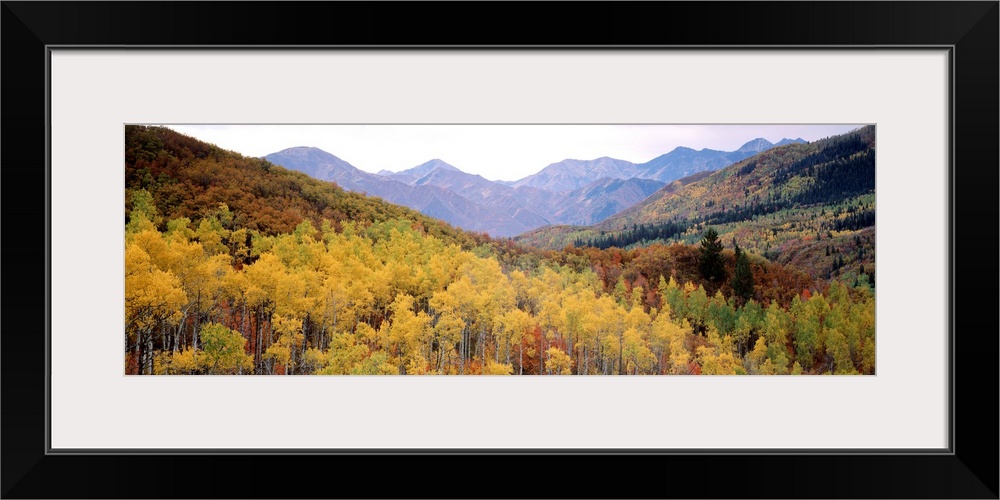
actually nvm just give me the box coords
[698,228,725,282]
[731,241,754,305]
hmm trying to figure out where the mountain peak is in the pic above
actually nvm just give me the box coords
[401,158,462,176]
[422,158,461,171]
[775,137,807,147]
[736,138,774,154]
[512,157,636,192]
[273,146,320,154]
[267,146,349,163]
[263,146,365,184]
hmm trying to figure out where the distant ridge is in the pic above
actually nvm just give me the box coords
[512,137,807,193]
[263,136,812,237]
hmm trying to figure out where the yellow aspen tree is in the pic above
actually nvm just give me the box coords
[686,284,709,333]
[318,332,370,375]
[621,327,656,374]
[199,323,253,374]
[545,347,573,375]
[697,329,744,374]
[593,295,624,375]
[747,337,772,374]
[263,314,304,374]
[668,328,692,375]
[125,188,161,235]
[125,243,187,374]
[560,292,586,369]
[195,217,230,256]
[301,348,327,374]
[575,299,600,374]
[482,360,514,375]
[501,308,533,374]
[651,308,691,374]
[386,294,432,375]
[825,327,857,374]
[166,348,200,374]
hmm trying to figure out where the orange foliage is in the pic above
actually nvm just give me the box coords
[125,353,140,375]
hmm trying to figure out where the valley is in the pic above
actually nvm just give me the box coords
[262,136,805,237]
[124,125,875,376]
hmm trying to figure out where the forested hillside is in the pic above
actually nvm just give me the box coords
[125,126,874,376]
[517,126,876,283]
[126,127,489,250]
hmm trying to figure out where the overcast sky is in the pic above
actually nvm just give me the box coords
[163,124,864,182]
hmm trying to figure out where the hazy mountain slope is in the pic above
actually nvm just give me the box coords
[514,170,711,249]
[263,135,811,238]
[775,137,806,147]
[510,138,806,193]
[394,160,666,228]
[512,157,638,192]
[264,148,537,236]
[634,137,806,184]
[266,146,662,236]
[514,127,874,281]
[387,158,462,184]
[605,132,869,230]
[408,163,554,230]
[548,177,665,226]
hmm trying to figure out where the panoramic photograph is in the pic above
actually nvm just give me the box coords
[125,124,875,375]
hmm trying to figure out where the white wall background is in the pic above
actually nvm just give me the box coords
[50,50,948,450]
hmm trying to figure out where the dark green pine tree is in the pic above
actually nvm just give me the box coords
[731,241,754,305]
[698,228,726,283]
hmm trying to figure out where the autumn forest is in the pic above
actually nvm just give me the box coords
[125,125,876,375]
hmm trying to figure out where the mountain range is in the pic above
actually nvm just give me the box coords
[514,126,875,281]
[263,137,805,237]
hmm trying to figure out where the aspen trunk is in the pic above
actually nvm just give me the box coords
[618,334,624,375]
[145,334,154,374]
[193,292,202,350]
[539,333,544,375]
[459,327,466,375]
[133,329,142,375]
[518,342,523,375]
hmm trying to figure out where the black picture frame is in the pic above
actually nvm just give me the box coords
[3,2,996,498]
